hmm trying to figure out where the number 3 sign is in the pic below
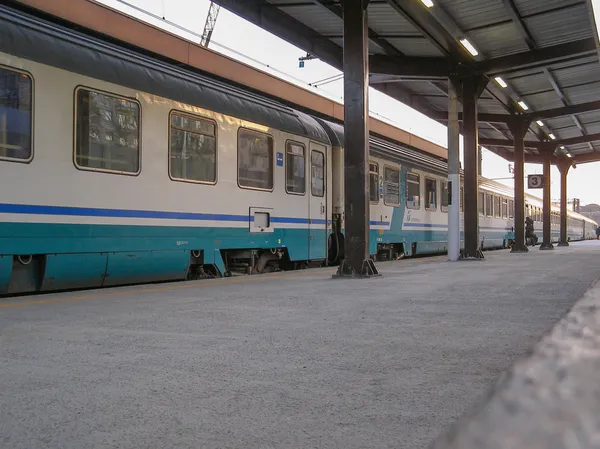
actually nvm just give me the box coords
[527,174,543,189]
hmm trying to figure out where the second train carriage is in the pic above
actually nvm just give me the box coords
[0,4,596,295]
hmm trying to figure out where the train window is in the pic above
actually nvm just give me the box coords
[369,162,379,203]
[441,181,449,212]
[486,193,493,217]
[494,196,501,218]
[311,150,325,197]
[169,112,216,184]
[0,67,33,162]
[285,141,306,194]
[509,199,514,218]
[384,166,400,206]
[502,198,508,218]
[478,191,485,215]
[406,172,420,209]
[75,88,140,174]
[425,178,437,210]
[238,128,273,190]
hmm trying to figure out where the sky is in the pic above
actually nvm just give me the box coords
[97,0,600,206]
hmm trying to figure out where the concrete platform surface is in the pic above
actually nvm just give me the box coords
[1,243,599,449]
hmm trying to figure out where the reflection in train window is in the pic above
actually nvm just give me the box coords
[311,150,325,197]
[384,166,400,206]
[369,162,379,203]
[425,178,437,210]
[441,181,449,212]
[238,128,273,190]
[406,172,420,209]
[0,67,33,162]
[502,198,508,218]
[170,112,216,183]
[285,141,305,194]
[509,199,514,218]
[494,196,501,218]
[486,193,493,217]
[75,88,140,174]
[478,191,485,215]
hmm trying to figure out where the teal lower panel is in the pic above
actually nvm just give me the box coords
[416,241,447,254]
[41,253,107,292]
[103,251,190,287]
[309,228,327,260]
[0,255,12,294]
[0,223,321,262]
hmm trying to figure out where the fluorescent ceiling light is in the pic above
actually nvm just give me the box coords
[549,133,556,140]
[536,120,544,127]
[517,100,529,110]
[560,145,565,150]
[494,76,507,88]
[420,0,434,7]
[459,38,478,56]
[567,153,573,158]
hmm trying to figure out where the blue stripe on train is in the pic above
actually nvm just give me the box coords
[0,203,340,225]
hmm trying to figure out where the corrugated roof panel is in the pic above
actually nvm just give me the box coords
[467,22,531,58]
[546,116,579,130]
[435,0,511,31]
[563,83,600,104]
[403,80,447,96]
[568,142,595,153]
[521,90,564,110]
[578,111,600,124]
[328,38,385,55]
[556,127,586,139]
[385,37,445,56]
[514,0,586,18]
[582,122,600,134]
[367,3,422,35]
[507,72,550,94]
[524,4,593,47]
[551,63,600,88]
[478,98,511,114]
[277,5,343,36]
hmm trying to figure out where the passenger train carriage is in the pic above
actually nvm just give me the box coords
[0,5,596,295]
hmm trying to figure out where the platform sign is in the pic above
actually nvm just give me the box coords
[528,174,543,189]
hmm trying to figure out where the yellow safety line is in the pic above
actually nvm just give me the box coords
[0,270,311,310]
[0,256,447,310]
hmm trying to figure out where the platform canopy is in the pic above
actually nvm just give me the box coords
[213,0,600,165]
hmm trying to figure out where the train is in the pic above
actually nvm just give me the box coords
[0,4,596,295]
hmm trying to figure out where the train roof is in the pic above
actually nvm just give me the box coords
[316,118,448,175]
[0,4,330,145]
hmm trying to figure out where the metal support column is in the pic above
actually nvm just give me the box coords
[447,78,460,261]
[540,148,554,250]
[461,76,487,259]
[334,0,378,278]
[509,118,530,253]
[558,160,571,247]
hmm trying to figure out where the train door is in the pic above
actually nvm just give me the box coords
[309,143,328,260]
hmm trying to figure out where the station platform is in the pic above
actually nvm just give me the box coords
[1,242,599,449]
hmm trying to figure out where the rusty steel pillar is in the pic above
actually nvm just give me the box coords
[334,0,379,278]
[558,160,571,247]
[460,76,487,259]
[540,147,554,250]
[509,117,530,253]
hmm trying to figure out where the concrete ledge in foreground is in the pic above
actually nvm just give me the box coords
[430,278,600,449]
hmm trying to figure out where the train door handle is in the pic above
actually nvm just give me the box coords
[321,203,325,215]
